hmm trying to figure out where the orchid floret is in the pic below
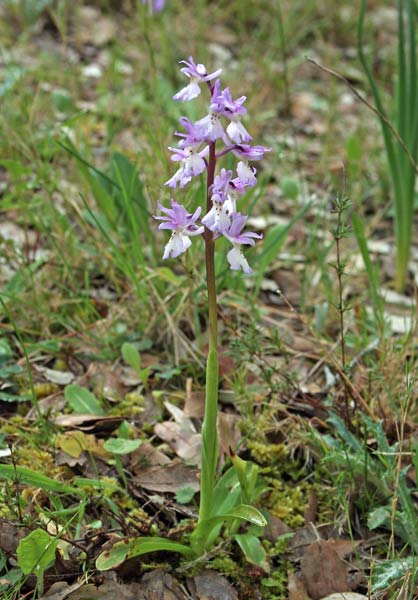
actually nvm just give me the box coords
[173,56,222,102]
[154,200,204,259]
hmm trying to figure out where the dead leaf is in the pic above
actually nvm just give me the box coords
[187,570,238,600]
[36,366,74,385]
[319,595,368,600]
[55,431,108,459]
[154,422,201,465]
[131,442,172,471]
[54,414,123,434]
[136,570,188,600]
[265,513,292,542]
[288,572,312,600]
[134,463,200,493]
[301,540,350,600]
[184,390,205,419]
[217,412,241,458]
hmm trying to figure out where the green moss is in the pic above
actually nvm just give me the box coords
[248,441,287,465]
[210,554,243,579]
[266,478,307,528]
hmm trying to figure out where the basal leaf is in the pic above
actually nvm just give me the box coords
[104,438,141,455]
[17,529,57,575]
[64,384,104,415]
[0,464,83,495]
[234,533,270,572]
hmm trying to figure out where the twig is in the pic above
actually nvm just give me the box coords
[306,57,418,176]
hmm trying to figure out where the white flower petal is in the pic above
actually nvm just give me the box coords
[173,81,201,102]
[227,245,252,274]
[237,161,257,187]
[226,121,251,144]
[163,232,192,259]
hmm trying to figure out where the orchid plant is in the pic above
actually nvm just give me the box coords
[96,57,269,572]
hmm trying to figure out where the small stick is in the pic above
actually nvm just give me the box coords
[306,57,418,176]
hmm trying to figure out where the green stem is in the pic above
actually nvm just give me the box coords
[193,142,219,548]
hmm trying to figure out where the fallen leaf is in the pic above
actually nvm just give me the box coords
[36,366,74,385]
[265,513,291,542]
[41,581,85,599]
[187,570,238,600]
[54,414,123,434]
[288,572,312,600]
[301,540,350,600]
[154,422,201,465]
[319,595,368,600]
[217,412,241,458]
[134,463,200,493]
[184,389,205,419]
[55,431,108,459]
[131,442,172,470]
[136,570,187,599]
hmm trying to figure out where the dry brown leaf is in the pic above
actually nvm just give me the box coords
[131,442,172,471]
[134,463,200,493]
[301,540,350,600]
[53,414,123,434]
[154,422,201,465]
[217,412,241,458]
[184,390,205,419]
[319,595,368,600]
[265,513,292,542]
[187,570,238,600]
[288,572,312,600]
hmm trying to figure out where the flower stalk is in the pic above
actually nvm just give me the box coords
[199,141,219,526]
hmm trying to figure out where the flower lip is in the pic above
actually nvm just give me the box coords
[233,144,271,161]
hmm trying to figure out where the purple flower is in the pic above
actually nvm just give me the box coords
[232,145,271,188]
[195,111,227,143]
[234,161,257,188]
[154,200,204,259]
[175,117,207,148]
[212,87,251,144]
[165,144,209,188]
[142,0,165,13]
[233,144,271,161]
[173,57,222,102]
[211,169,233,202]
[222,213,262,274]
[202,169,234,232]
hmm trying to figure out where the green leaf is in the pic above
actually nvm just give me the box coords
[0,391,31,403]
[17,529,57,575]
[95,539,132,570]
[96,537,193,570]
[280,176,299,200]
[368,506,391,530]
[234,533,270,573]
[64,384,104,415]
[175,485,196,504]
[104,438,141,455]
[206,504,267,528]
[121,342,141,374]
[372,557,416,592]
[0,464,83,495]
